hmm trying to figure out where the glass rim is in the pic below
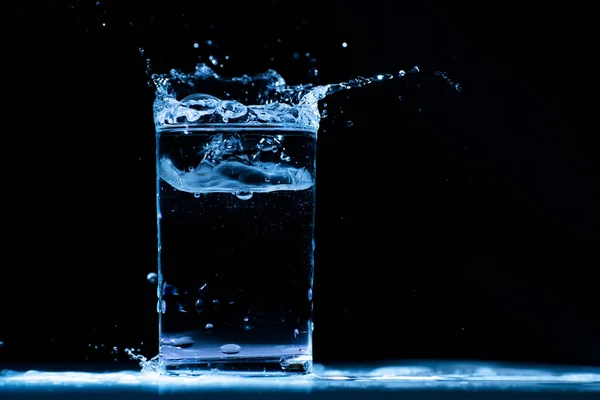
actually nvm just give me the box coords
[156,123,318,133]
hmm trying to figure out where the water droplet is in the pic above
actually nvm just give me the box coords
[96,1,101,6]
[244,317,249,322]
[455,83,462,91]
[342,42,348,48]
[293,52,300,59]
[294,329,300,339]
[398,70,406,77]
[206,40,213,46]
[235,191,253,200]
[193,43,199,48]
[193,192,201,198]
[205,323,214,330]
[309,68,318,77]
[160,300,166,313]
[346,120,353,127]
[0,341,4,347]
[219,343,241,354]
[195,299,204,313]
[308,288,313,301]
[146,272,157,284]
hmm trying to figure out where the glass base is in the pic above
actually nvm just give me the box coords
[162,355,312,376]
[160,341,312,376]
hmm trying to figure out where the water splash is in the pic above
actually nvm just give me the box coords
[152,63,408,132]
[124,348,161,374]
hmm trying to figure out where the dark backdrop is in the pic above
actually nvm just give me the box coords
[0,0,598,370]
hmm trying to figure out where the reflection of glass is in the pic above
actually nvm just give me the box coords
[154,65,317,375]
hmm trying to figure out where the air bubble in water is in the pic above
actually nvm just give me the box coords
[235,191,253,200]
[195,299,204,313]
[161,336,194,348]
[146,272,157,284]
[219,343,241,354]
[163,283,178,296]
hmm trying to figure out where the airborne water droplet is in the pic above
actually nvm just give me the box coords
[294,329,300,339]
[146,272,157,284]
[235,191,253,200]
[193,192,201,198]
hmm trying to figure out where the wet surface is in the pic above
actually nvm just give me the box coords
[1,361,599,399]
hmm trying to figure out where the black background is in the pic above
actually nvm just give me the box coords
[0,0,598,371]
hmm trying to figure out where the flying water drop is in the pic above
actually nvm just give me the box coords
[146,272,157,284]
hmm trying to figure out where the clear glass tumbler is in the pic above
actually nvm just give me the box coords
[154,64,318,376]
